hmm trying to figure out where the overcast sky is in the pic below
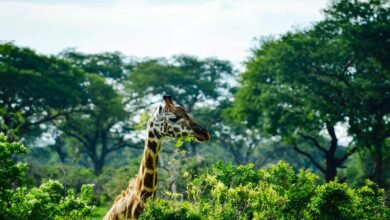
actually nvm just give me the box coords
[0,0,328,65]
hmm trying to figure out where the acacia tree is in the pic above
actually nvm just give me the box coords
[59,49,128,80]
[127,55,234,111]
[0,43,87,140]
[53,50,141,175]
[56,74,136,175]
[231,0,389,183]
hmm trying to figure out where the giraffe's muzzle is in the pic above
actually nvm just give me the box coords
[193,126,210,142]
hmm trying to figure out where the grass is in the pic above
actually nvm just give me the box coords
[91,206,109,220]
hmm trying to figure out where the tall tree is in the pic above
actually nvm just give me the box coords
[0,43,87,140]
[321,0,390,187]
[127,55,234,111]
[57,75,135,175]
[59,49,128,80]
[231,33,356,181]
[232,0,389,184]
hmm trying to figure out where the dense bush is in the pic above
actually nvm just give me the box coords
[140,161,389,220]
[0,133,93,220]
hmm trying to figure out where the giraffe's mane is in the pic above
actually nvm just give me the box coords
[113,177,137,204]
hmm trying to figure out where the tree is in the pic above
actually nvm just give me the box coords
[57,74,136,175]
[321,0,390,187]
[231,0,389,184]
[59,49,128,80]
[231,33,356,182]
[0,43,87,140]
[127,55,234,111]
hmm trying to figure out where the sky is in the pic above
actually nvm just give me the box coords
[0,0,328,66]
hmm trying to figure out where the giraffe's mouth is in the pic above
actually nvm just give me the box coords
[194,127,210,142]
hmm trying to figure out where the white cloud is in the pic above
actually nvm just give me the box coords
[0,0,328,65]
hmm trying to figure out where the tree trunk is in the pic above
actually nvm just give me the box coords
[325,155,338,182]
[371,114,385,187]
[373,143,383,187]
[93,158,104,176]
[89,146,105,176]
[325,124,338,182]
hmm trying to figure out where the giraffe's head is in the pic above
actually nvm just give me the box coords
[148,95,210,142]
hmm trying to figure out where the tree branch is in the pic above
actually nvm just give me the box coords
[105,141,143,154]
[292,142,326,174]
[300,133,327,153]
[337,146,358,165]
[61,130,90,151]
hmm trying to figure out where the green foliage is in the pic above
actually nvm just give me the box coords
[140,161,388,220]
[140,199,201,220]
[0,43,87,138]
[230,0,389,184]
[9,180,92,220]
[57,73,132,175]
[0,133,93,220]
[307,181,356,219]
[1,2,389,218]
[127,55,234,110]
[60,49,128,80]
[0,133,28,207]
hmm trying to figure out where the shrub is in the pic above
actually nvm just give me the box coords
[139,199,201,220]
[140,161,389,220]
[0,133,93,220]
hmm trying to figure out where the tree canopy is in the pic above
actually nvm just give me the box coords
[230,0,389,185]
[0,43,87,139]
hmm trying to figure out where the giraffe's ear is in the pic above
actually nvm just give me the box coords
[163,95,176,111]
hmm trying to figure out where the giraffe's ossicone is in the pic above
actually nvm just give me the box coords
[104,95,210,220]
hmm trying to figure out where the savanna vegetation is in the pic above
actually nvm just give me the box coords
[0,0,389,219]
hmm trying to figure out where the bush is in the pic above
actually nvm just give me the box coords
[140,161,389,220]
[140,199,201,220]
[0,133,93,220]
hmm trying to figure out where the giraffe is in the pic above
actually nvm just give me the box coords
[104,95,210,220]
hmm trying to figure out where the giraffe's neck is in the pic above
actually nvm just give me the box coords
[137,123,161,201]
[103,123,162,220]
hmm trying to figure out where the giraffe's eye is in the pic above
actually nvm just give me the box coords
[169,116,181,123]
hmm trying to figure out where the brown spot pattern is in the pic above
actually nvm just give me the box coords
[153,129,161,139]
[154,172,157,186]
[148,141,158,154]
[145,153,154,170]
[143,172,154,188]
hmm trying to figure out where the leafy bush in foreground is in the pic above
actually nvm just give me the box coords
[140,161,388,220]
[0,133,93,220]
